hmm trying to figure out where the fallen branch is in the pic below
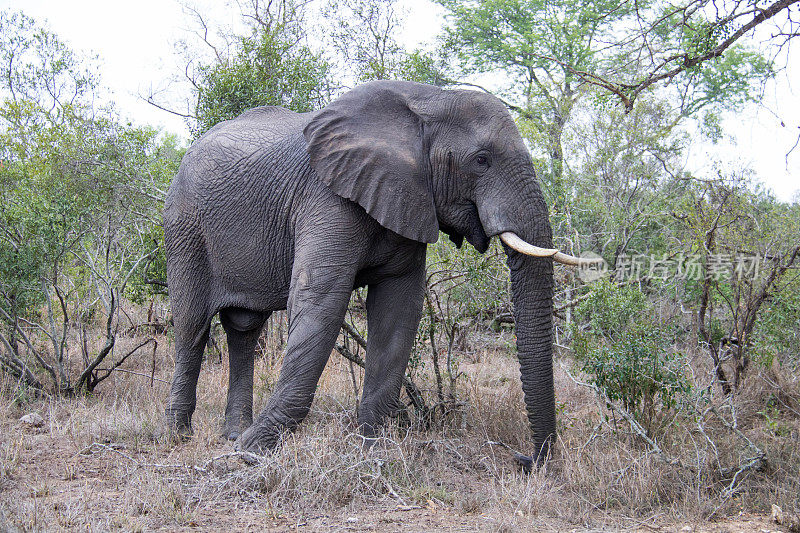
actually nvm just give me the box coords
[334,341,429,418]
[341,321,367,348]
[77,442,246,473]
[100,367,170,385]
[704,403,768,496]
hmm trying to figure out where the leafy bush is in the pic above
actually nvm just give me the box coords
[0,12,180,393]
[752,277,800,370]
[572,280,691,433]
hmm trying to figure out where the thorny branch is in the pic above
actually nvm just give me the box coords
[77,442,247,473]
[563,365,690,469]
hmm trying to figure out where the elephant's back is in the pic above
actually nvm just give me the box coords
[201,105,313,140]
[186,106,314,165]
[164,106,321,307]
[166,106,316,215]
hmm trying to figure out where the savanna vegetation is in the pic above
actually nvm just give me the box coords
[1,0,799,530]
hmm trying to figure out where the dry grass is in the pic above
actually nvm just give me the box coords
[0,325,798,532]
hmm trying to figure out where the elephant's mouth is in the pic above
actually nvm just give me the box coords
[440,202,490,253]
[467,230,490,253]
[463,201,490,252]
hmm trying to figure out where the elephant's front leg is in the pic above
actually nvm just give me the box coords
[359,252,426,438]
[235,264,355,455]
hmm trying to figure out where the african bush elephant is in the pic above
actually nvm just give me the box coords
[163,80,583,464]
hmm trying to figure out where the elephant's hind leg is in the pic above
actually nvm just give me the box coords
[220,307,269,440]
[166,316,211,438]
[164,231,213,439]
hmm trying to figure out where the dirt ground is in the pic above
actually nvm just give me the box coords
[0,417,789,532]
[1,329,798,532]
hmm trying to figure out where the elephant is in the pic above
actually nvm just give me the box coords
[163,80,584,464]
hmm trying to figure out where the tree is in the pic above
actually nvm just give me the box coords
[567,95,686,266]
[0,11,180,394]
[673,174,800,393]
[182,0,333,136]
[572,0,795,112]
[572,279,691,434]
[323,0,449,85]
[325,0,405,81]
[437,0,776,235]
[438,0,641,218]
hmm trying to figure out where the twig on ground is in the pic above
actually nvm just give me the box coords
[706,404,767,466]
[76,442,249,473]
[705,403,768,497]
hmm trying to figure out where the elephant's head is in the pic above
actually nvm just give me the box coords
[304,81,584,464]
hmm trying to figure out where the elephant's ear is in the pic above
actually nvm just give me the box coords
[303,81,439,244]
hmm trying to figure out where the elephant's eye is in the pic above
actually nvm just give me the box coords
[476,155,489,166]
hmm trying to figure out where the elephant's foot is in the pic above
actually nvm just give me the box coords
[222,427,242,441]
[519,439,553,473]
[513,452,535,474]
[222,416,252,441]
[357,401,398,443]
[233,423,283,462]
[164,409,194,442]
[357,419,381,450]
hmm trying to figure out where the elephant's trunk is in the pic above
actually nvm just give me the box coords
[505,249,556,465]
[474,167,560,465]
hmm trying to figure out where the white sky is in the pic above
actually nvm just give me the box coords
[1,0,797,201]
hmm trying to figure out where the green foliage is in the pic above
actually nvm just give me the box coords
[427,239,510,318]
[396,50,449,86]
[572,280,691,432]
[679,46,774,117]
[438,0,633,80]
[192,1,331,136]
[409,238,510,400]
[0,10,180,392]
[568,96,685,262]
[673,175,800,386]
[699,110,724,142]
[0,11,97,112]
[751,274,800,369]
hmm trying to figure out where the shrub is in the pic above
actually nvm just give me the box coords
[572,280,691,434]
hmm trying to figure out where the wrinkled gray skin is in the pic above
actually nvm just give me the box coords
[164,81,556,463]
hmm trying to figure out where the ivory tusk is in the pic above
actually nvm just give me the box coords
[499,232,599,267]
